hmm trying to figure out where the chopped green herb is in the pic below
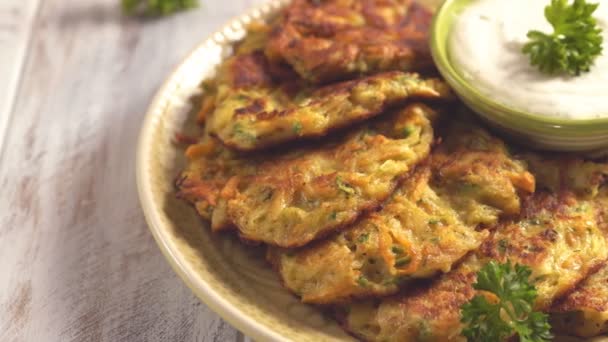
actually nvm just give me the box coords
[292,121,303,135]
[529,218,541,225]
[395,256,412,267]
[358,233,369,243]
[233,123,257,142]
[391,246,405,254]
[122,0,198,15]
[357,275,370,287]
[428,219,441,226]
[336,177,356,195]
[401,125,415,138]
[329,211,338,220]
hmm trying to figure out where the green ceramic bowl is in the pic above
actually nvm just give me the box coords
[430,0,608,152]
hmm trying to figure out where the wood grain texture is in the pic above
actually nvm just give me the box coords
[0,0,265,341]
[0,0,40,157]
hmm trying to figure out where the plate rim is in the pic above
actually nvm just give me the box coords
[136,1,291,341]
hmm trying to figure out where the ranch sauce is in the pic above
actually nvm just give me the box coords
[449,0,608,119]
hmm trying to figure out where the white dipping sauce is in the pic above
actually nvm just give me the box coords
[449,0,608,119]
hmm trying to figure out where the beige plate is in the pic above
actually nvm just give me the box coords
[135,0,601,341]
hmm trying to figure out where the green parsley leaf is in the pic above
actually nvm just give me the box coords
[357,233,369,243]
[461,261,553,342]
[232,123,257,143]
[357,275,370,287]
[401,125,415,138]
[523,0,604,76]
[122,0,198,16]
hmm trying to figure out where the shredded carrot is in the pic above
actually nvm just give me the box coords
[478,290,500,305]
[174,132,198,145]
[376,222,395,269]
[185,141,216,159]
[390,231,420,275]
[197,95,216,124]
[220,176,240,199]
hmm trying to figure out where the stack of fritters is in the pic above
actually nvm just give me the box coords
[177,0,608,340]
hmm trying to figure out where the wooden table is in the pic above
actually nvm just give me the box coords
[0,0,264,340]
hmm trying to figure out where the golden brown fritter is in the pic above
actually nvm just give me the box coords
[523,154,608,199]
[193,21,283,126]
[340,190,608,342]
[176,135,262,230]
[226,103,436,248]
[268,122,535,304]
[203,13,450,152]
[209,70,451,151]
[550,262,608,338]
[265,0,434,83]
[179,102,436,236]
[176,22,292,230]
[539,160,608,338]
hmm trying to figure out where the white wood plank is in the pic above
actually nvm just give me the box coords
[0,0,40,159]
[0,0,266,341]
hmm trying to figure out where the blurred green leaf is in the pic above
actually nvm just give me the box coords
[122,0,198,16]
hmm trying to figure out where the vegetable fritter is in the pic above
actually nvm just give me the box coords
[536,159,608,338]
[209,70,451,151]
[340,184,608,341]
[226,103,436,248]
[268,122,535,304]
[522,154,608,198]
[265,0,435,83]
[205,18,450,152]
[176,23,293,230]
[176,135,262,231]
[550,262,608,338]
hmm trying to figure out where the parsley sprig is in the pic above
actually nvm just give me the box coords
[523,0,604,76]
[460,261,553,342]
[122,0,198,16]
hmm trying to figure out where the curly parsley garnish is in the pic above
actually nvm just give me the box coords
[460,261,553,342]
[122,0,198,16]
[523,0,603,76]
